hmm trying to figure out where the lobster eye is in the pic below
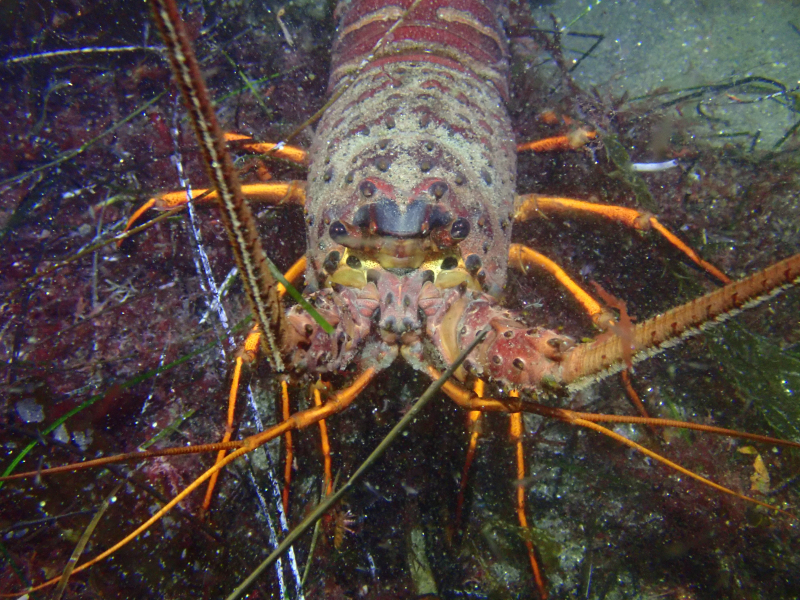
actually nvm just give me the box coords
[450,218,470,241]
[329,220,347,242]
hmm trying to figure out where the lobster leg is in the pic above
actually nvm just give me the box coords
[620,368,653,422]
[312,385,334,497]
[201,327,261,514]
[509,243,615,329]
[123,180,306,233]
[223,132,309,166]
[517,129,597,152]
[281,379,294,515]
[427,366,799,507]
[507,243,653,420]
[455,379,484,530]
[454,383,548,599]
[201,257,305,513]
[123,128,307,233]
[515,193,730,283]
[280,379,337,518]
[509,389,548,600]
[283,379,361,519]
[5,366,380,596]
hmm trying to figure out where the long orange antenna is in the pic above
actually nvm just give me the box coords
[433,373,800,451]
[430,372,799,517]
[571,417,794,518]
[0,441,246,482]
[559,253,800,390]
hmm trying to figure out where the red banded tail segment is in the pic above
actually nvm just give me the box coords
[330,0,510,98]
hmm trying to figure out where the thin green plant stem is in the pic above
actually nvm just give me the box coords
[220,49,273,119]
[0,540,30,589]
[264,260,334,334]
[0,92,166,188]
[52,483,124,600]
[0,328,228,489]
[300,492,324,588]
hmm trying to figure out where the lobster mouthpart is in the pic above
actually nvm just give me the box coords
[426,287,572,388]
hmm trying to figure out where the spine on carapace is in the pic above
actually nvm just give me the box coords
[330,0,510,98]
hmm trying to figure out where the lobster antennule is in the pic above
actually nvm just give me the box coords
[557,253,800,391]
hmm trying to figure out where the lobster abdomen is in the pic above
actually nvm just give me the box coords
[329,0,510,96]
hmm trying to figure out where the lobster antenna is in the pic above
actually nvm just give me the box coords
[150,0,287,370]
[559,254,800,390]
[8,367,378,595]
[435,377,800,517]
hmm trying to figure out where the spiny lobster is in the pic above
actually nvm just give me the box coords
[2,0,800,598]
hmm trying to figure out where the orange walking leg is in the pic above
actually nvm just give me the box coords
[510,242,653,421]
[509,243,615,330]
[282,379,294,515]
[509,390,548,599]
[201,257,305,512]
[515,195,720,417]
[224,132,309,166]
[517,129,597,153]
[515,194,730,284]
[123,133,307,235]
[313,386,333,496]
[123,180,306,234]
[455,379,485,530]
[201,328,261,514]
[277,256,307,297]
[620,369,652,421]
[10,367,379,596]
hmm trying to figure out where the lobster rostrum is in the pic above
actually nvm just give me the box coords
[3,0,800,597]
